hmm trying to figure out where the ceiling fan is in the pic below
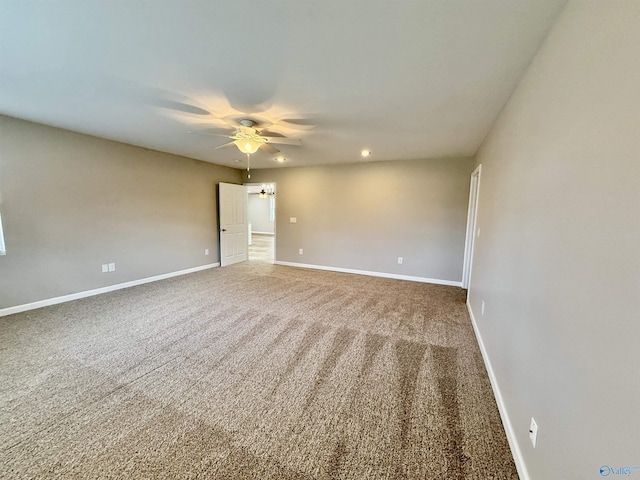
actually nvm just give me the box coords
[189,119,302,155]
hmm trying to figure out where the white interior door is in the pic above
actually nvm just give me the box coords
[219,183,248,267]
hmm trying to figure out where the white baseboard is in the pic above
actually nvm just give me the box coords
[251,231,274,235]
[0,263,220,317]
[274,261,462,287]
[466,299,529,480]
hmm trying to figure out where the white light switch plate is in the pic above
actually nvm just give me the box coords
[108,263,116,272]
[290,217,297,223]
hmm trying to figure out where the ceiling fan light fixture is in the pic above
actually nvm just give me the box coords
[275,156,285,163]
[361,149,371,157]
[234,139,262,154]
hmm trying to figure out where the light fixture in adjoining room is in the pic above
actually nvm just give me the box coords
[361,149,371,157]
[275,156,286,163]
[257,184,275,199]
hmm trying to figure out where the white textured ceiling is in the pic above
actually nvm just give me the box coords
[0,1,566,169]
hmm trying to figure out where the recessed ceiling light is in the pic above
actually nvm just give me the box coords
[275,156,286,163]
[361,149,371,157]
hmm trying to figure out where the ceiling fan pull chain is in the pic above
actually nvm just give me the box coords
[247,153,251,179]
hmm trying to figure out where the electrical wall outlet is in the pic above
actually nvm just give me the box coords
[101,264,109,273]
[298,248,303,255]
[397,256,403,264]
[529,417,538,447]
[108,263,116,272]
[205,248,209,256]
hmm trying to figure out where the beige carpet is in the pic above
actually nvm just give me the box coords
[0,262,518,479]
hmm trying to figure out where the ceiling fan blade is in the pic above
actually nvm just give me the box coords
[188,131,232,138]
[157,99,211,116]
[215,141,236,150]
[190,120,234,129]
[258,129,285,138]
[260,143,280,154]
[279,118,315,126]
[198,127,235,135]
[264,137,302,146]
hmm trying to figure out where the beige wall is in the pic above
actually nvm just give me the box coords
[0,115,242,309]
[249,157,475,283]
[470,1,640,478]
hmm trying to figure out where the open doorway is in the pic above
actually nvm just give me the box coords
[246,183,276,263]
[462,165,481,291]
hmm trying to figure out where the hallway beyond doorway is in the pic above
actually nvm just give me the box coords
[249,234,274,263]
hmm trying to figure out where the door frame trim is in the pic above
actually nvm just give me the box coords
[462,164,482,290]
